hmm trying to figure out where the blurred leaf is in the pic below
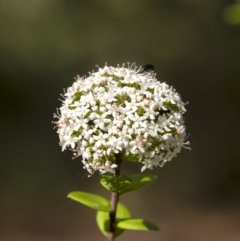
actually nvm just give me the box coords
[117,218,159,231]
[121,152,139,162]
[223,4,240,25]
[100,173,157,194]
[67,191,110,212]
[96,202,131,237]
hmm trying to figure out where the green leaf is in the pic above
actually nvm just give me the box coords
[163,101,179,112]
[223,4,240,25]
[100,173,157,194]
[121,152,139,162]
[67,191,110,212]
[96,202,131,237]
[117,218,159,231]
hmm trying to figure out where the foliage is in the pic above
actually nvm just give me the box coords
[68,173,159,239]
[223,3,240,25]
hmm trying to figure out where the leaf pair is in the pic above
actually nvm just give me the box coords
[67,173,159,237]
[67,191,159,237]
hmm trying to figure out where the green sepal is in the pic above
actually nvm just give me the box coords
[67,191,110,212]
[96,202,131,237]
[117,218,159,231]
[100,173,157,195]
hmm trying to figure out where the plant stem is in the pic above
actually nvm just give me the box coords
[108,155,122,241]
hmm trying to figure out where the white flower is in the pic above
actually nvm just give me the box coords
[54,63,189,175]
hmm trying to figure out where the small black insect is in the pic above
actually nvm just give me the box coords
[136,64,155,74]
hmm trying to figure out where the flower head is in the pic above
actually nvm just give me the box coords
[54,63,189,175]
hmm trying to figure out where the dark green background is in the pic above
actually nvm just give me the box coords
[1,1,240,240]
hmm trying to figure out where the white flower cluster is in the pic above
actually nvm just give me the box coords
[54,64,188,175]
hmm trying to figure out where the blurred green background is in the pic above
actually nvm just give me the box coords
[1,0,240,240]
